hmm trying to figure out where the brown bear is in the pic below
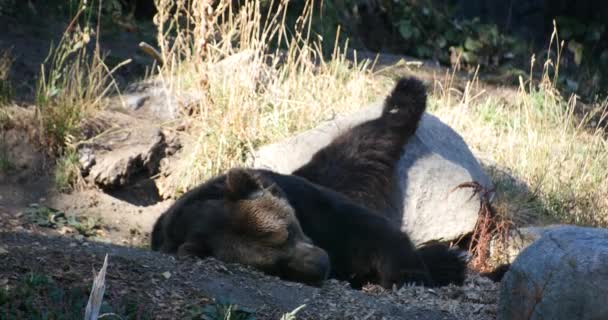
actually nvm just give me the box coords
[293,77,467,287]
[152,166,436,288]
[293,77,427,215]
[150,168,331,286]
[151,77,466,289]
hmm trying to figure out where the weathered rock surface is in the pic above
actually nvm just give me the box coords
[76,111,176,191]
[499,226,608,320]
[251,103,491,245]
[119,80,202,121]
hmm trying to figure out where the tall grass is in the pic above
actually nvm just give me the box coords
[36,0,125,156]
[0,49,12,107]
[153,0,386,195]
[430,25,608,227]
[26,0,608,228]
[0,49,13,130]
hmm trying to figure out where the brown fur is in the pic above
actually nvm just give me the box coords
[294,77,467,287]
[151,77,465,288]
[294,77,427,215]
[151,168,330,285]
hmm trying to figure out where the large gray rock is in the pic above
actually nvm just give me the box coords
[250,103,492,245]
[499,226,608,320]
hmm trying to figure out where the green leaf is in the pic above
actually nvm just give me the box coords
[464,37,482,51]
[398,21,413,40]
[437,36,447,48]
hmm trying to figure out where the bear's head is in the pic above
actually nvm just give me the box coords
[152,168,330,285]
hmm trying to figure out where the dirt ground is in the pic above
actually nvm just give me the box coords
[0,113,499,319]
[0,8,501,320]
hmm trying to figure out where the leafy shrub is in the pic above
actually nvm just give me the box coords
[322,0,526,70]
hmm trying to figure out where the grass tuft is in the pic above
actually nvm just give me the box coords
[54,148,84,192]
[431,25,608,227]
[34,0,126,190]
[0,49,13,106]
[151,0,385,196]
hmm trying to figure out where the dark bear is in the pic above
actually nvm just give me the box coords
[293,77,467,287]
[256,169,435,288]
[150,168,331,286]
[152,166,436,288]
[151,77,466,288]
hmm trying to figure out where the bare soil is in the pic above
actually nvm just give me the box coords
[0,121,499,319]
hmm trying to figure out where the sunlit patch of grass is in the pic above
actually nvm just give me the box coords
[152,0,388,196]
[430,28,608,227]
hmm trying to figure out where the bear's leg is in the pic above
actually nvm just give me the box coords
[293,77,427,214]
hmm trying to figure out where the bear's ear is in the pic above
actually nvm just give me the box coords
[225,168,264,200]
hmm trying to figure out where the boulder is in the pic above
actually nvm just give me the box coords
[76,111,170,189]
[250,103,492,245]
[498,226,608,320]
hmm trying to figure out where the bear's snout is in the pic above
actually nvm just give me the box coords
[281,241,330,286]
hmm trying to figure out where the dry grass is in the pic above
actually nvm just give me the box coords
[430,27,608,227]
[35,1,125,156]
[150,1,608,228]
[17,0,607,230]
[152,0,387,195]
[32,0,128,190]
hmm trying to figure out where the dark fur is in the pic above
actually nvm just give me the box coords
[257,170,434,288]
[153,168,436,289]
[294,77,467,287]
[151,77,466,289]
[294,77,427,214]
[151,168,330,286]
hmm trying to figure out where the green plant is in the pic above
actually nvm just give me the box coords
[0,145,13,173]
[0,49,13,106]
[54,147,83,192]
[0,273,89,319]
[23,204,103,237]
[552,16,608,97]
[36,0,124,156]
[0,273,151,320]
[392,1,525,69]
[0,0,16,16]
[318,0,525,71]
[430,26,608,227]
